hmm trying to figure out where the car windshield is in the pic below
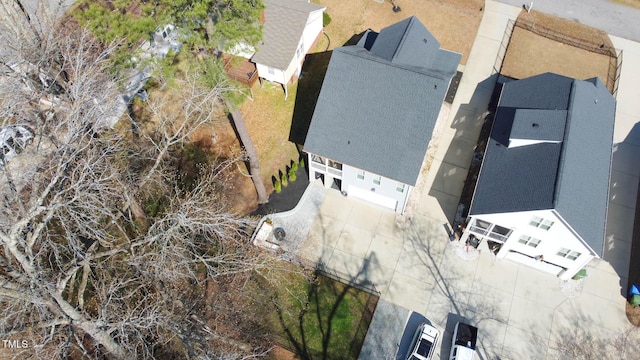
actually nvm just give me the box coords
[417,339,432,355]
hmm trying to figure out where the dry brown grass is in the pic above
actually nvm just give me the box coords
[239,82,301,193]
[314,0,484,64]
[613,0,640,9]
[626,302,640,326]
[501,10,616,90]
[502,27,611,84]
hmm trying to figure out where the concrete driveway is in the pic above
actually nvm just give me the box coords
[290,1,640,359]
[297,185,637,359]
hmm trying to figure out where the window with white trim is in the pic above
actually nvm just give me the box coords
[296,41,304,58]
[267,67,275,75]
[556,248,581,261]
[529,216,554,230]
[518,235,541,248]
[357,170,365,180]
[396,182,405,193]
[373,175,381,185]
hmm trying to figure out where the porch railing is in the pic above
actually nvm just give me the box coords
[468,224,511,242]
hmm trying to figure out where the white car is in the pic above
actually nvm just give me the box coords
[0,125,34,163]
[407,323,439,360]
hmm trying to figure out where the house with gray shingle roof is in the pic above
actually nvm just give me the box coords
[303,16,460,214]
[251,0,325,99]
[460,72,616,280]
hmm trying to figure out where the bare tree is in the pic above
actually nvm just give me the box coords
[0,3,280,359]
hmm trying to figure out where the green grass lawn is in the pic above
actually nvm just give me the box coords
[250,270,377,359]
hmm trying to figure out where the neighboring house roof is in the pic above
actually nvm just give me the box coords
[470,72,616,254]
[251,0,325,70]
[303,16,460,185]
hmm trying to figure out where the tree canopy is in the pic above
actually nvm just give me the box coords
[74,0,264,53]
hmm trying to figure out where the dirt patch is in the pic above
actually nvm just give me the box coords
[204,120,261,215]
[268,345,302,360]
[315,0,483,64]
[502,27,612,85]
[501,10,617,91]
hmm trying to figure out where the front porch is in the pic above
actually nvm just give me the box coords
[460,217,583,280]
[308,153,343,189]
[464,217,513,244]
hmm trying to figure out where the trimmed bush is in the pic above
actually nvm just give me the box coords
[323,12,332,27]
[274,180,282,193]
[299,158,305,168]
[291,161,298,172]
[288,169,297,182]
[281,172,288,187]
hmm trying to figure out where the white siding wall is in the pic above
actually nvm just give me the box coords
[283,51,300,85]
[255,63,286,85]
[468,210,597,279]
[341,165,411,214]
[303,10,324,54]
[255,9,324,86]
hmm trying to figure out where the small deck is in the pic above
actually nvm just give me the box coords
[223,55,258,87]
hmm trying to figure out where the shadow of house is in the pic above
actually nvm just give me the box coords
[428,74,500,225]
[609,122,640,296]
[289,50,333,147]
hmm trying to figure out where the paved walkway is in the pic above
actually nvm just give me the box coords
[263,1,640,359]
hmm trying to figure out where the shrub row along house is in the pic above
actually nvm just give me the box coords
[303,16,461,214]
[460,73,615,280]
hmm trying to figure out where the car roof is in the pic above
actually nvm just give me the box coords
[409,324,439,360]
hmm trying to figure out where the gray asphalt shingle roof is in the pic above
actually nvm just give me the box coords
[303,17,460,185]
[470,73,615,255]
[509,109,567,142]
[251,0,325,70]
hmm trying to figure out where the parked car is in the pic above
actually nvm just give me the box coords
[0,125,34,163]
[407,323,439,360]
[449,322,478,360]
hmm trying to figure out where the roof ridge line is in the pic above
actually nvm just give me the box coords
[340,46,449,80]
[391,16,415,63]
[551,79,576,207]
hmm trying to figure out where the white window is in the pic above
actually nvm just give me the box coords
[557,248,581,261]
[296,42,304,58]
[267,67,275,75]
[310,154,324,165]
[396,182,405,193]
[357,170,365,180]
[373,175,381,185]
[529,216,554,230]
[518,235,541,248]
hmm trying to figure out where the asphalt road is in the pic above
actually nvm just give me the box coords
[495,0,640,42]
